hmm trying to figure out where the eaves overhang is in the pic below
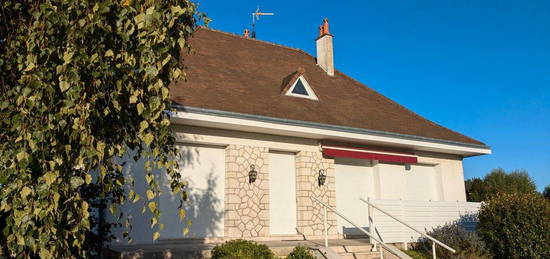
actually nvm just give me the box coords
[170,105,491,157]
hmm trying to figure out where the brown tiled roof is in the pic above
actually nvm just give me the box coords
[170,28,485,146]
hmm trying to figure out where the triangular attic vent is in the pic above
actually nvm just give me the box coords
[285,76,318,100]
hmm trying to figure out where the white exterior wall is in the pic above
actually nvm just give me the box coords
[110,125,470,244]
[159,145,225,239]
[109,153,157,245]
[109,144,225,245]
[174,125,468,203]
[417,152,467,201]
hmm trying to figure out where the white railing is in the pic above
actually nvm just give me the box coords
[363,199,481,243]
[310,196,408,259]
[361,198,478,259]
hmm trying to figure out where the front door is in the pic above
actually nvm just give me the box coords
[269,151,297,235]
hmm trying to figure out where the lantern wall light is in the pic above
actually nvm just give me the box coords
[248,165,258,183]
[318,169,327,186]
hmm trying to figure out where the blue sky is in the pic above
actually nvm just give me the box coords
[198,1,549,191]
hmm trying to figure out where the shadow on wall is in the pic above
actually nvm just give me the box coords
[159,145,225,239]
[109,145,224,245]
[187,171,223,237]
[108,151,160,245]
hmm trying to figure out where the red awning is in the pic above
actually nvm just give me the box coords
[322,145,418,164]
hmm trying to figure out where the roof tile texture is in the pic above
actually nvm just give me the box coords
[170,28,484,146]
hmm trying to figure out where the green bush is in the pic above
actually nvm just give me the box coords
[287,246,315,259]
[478,192,550,259]
[417,217,491,259]
[402,249,430,259]
[210,239,275,259]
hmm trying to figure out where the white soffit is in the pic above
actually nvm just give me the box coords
[170,106,491,157]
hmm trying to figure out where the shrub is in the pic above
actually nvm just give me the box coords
[478,192,550,259]
[417,218,491,259]
[210,239,275,259]
[287,246,315,259]
[402,249,430,259]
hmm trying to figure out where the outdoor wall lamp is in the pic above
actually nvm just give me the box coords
[248,165,258,183]
[318,169,327,186]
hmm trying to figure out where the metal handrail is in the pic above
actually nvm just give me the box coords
[360,198,456,255]
[310,196,406,259]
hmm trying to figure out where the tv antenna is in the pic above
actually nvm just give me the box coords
[251,6,274,38]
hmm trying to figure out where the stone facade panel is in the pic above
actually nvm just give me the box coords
[224,145,270,238]
[295,151,338,238]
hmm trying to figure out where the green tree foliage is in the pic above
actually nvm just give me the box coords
[0,0,206,258]
[465,168,536,202]
[464,177,488,202]
[543,185,550,199]
[477,192,550,259]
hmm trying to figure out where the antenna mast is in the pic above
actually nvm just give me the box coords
[251,6,274,38]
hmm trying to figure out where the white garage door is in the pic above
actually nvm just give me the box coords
[335,158,373,236]
[405,164,437,201]
[269,152,297,235]
[159,144,225,239]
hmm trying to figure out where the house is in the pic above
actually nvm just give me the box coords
[110,19,490,248]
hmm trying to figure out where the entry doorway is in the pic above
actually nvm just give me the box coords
[269,151,297,235]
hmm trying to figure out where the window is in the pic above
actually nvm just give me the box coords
[285,76,318,100]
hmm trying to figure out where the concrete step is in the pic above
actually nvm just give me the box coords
[330,244,374,253]
[339,251,381,259]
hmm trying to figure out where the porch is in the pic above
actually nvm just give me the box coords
[107,238,393,259]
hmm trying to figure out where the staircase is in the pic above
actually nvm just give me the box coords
[262,238,404,259]
[106,238,388,259]
[262,239,383,259]
[323,243,381,259]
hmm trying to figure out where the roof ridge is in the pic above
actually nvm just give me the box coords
[334,70,482,144]
[197,26,313,57]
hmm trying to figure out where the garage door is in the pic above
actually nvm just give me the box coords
[335,158,374,237]
[159,144,225,238]
[405,164,437,201]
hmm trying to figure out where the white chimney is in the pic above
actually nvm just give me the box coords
[316,18,334,76]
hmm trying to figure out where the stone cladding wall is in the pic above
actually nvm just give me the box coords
[224,145,270,237]
[224,145,337,239]
[295,151,338,238]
